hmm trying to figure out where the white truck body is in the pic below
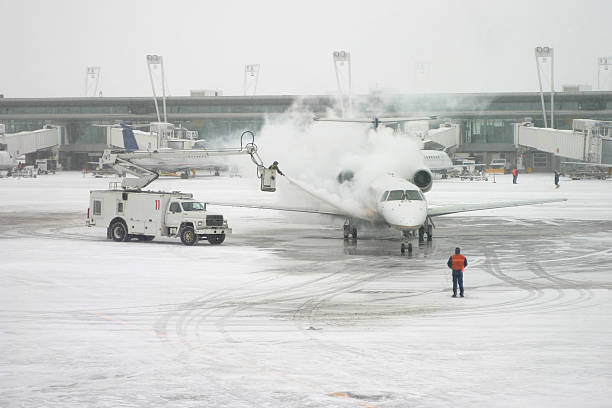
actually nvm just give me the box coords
[86,189,231,245]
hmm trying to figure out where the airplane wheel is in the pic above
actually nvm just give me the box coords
[426,224,433,241]
[351,227,357,239]
[418,226,425,242]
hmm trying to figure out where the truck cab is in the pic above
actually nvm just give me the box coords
[164,198,228,244]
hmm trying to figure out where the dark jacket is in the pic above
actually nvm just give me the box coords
[268,163,284,176]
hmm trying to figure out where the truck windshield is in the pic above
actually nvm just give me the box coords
[181,201,206,211]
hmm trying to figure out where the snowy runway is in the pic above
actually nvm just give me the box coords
[1,173,611,407]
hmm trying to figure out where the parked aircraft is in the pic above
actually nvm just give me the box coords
[100,124,236,177]
[0,151,17,173]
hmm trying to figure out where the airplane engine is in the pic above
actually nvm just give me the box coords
[337,169,355,184]
[411,168,433,192]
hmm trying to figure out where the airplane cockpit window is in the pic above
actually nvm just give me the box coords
[182,201,206,211]
[387,190,405,201]
[380,191,389,202]
[404,190,423,200]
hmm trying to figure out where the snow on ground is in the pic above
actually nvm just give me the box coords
[1,172,611,407]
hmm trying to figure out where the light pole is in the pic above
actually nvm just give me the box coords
[146,54,167,123]
[535,46,554,128]
[333,50,352,117]
[598,57,612,90]
[243,64,260,96]
[85,66,100,97]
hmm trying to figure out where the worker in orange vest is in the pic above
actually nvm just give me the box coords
[512,167,518,184]
[447,247,468,297]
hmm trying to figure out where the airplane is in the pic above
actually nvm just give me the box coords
[207,117,567,250]
[98,123,237,177]
[209,170,566,251]
[98,126,261,179]
[315,115,455,176]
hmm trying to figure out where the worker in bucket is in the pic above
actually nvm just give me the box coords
[447,247,468,298]
[268,161,284,176]
[554,169,560,189]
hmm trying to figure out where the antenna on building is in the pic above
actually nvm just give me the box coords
[85,66,101,97]
[243,64,260,96]
[535,46,555,128]
[146,55,167,122]
[598,57,612,91]
[333,50,352,117]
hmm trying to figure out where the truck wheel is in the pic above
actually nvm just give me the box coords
[180,227,198,246]
[207,234,225,245]
[110,220,128,242]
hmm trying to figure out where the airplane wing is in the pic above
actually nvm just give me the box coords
[207,176,372,221]
[427,197,567,217]
[313,116,438,124]
[561,161,612,168]
[207,201,349,218]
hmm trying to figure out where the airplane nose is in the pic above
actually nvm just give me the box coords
[382,202,427,230]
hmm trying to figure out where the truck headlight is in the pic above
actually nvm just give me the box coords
[197,221,203,227]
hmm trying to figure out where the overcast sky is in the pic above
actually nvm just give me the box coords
[1,0,611,98]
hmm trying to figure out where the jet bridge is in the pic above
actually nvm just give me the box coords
[0,127,62,157]
[514,119,611,163]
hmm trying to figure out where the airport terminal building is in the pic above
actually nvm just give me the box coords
[1,91,611,170]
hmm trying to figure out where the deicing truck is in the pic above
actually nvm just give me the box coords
[87,188,230,245]
[86,129,276,245]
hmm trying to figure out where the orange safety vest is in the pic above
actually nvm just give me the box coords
[451,254,466,271]
[512,168,517,176]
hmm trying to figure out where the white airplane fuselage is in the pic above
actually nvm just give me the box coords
[421,149,453,172]
[366,174,428,232]
[0,151,17,171]
[127,149,228,172]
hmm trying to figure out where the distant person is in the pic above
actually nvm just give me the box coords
[554,169,560,189]
[512,167,518,184]
[268,161,284,176]
[447,247,468,297]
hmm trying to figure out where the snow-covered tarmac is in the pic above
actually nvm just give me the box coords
[1,172,611,407]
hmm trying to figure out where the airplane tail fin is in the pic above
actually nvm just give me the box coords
[122,125,139,152]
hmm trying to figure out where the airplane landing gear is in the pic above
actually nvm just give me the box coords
[343,219,357,240]
[400,242,412,255]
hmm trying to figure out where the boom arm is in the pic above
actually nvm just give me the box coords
[99,150,160,190]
